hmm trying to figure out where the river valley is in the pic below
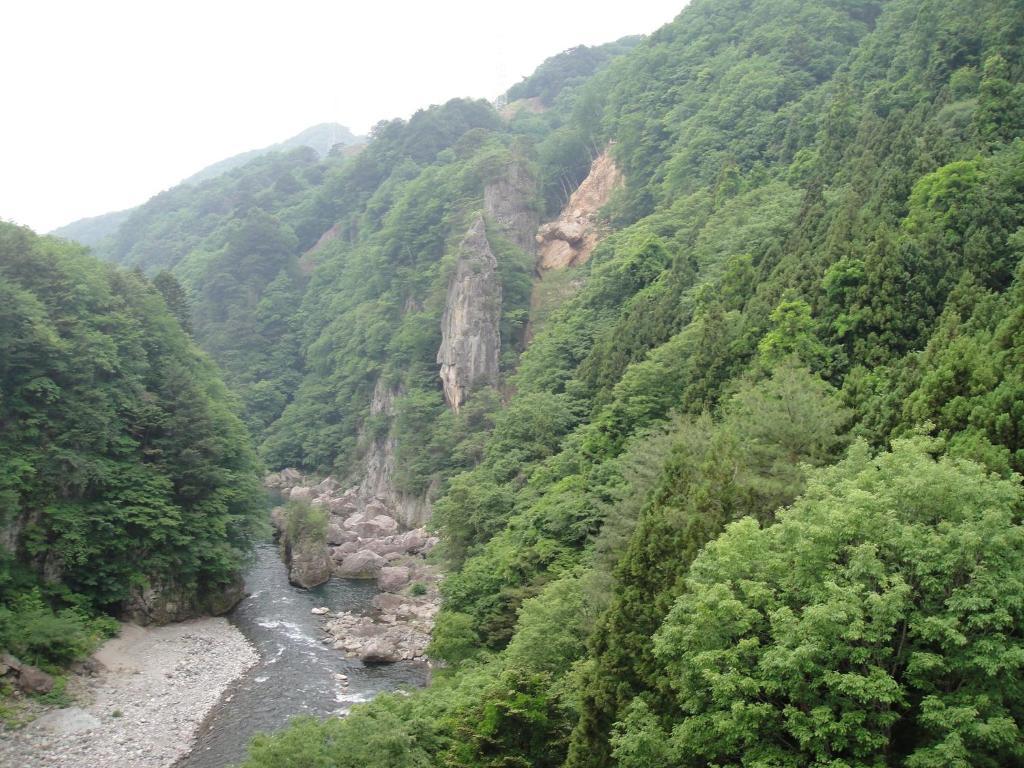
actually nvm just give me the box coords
[175,542,429,768]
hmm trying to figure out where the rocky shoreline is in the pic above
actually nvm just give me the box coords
[0,619,257,768]
[267,470,443,665]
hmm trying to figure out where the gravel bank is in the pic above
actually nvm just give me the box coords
[0,618,258,768]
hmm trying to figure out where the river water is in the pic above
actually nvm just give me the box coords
[175,542,429,768]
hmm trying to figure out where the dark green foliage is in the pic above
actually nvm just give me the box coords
[152,270,192,334]
[506,37,643,106]
[0,223,262,625]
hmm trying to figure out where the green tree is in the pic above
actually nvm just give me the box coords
[614,438,1024,767]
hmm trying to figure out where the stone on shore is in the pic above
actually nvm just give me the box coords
[360,638,403,664]
[288,538,332,589]
[336,549,386,578]
[18,664,55,694]
[0,619,257,768]
[377,566,411,592]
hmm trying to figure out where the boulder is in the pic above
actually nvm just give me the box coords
[279,468,303,486]
[377,566,411,592]
[288,539,332,589]
[0,652,21,676]
[336,549,386,578]
[326,521,356,546]
[289,486,313,503]
[361,528,431,556]
[330,542,360,559]
[327,495,359,515]
[372,592,410,616]
[315,477,340,495]
[311,606,329,615]
[360,637,402,664]
[19,664,54,694]
[555,220,586,243]
[363,499,390,516]
[368,515,399,536]
[342,512,399,538]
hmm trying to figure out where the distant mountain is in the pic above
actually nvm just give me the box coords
[180,122,361,185]
[49,122,362,243]
[49,207,134,248]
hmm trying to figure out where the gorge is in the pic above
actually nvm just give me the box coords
[4,1,1024,766]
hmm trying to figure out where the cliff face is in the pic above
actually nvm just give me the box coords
[342,162,538,527]
[437,216,503,412]
[357,377,434,528]
[484,161,540,255]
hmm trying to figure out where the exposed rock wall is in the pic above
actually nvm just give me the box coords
[536,149,621,270]
[121,577,245,626]
[437,216,502,412]
[356,377,434,528]
[484,161,540,255]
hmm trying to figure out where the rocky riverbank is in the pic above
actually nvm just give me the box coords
[267,469,443,665]
[0,619,257,768]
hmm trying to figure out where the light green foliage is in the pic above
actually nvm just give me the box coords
[757,299,827,369]
[503,575,596,676]
[613,439,1024,767]
[0,590,118,668]
[284,501,327,545]
[243,707,433,768]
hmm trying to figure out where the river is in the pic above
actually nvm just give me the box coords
[174,541,429,768]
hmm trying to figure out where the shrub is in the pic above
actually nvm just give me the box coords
[0,591,118,669]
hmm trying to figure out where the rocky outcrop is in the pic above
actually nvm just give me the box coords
[268,470,441,665]
[268,496,332,589]
[352,378,434,528]
[269,472,438,583]
[285,536,332,589]
[536,149,621,270]
[437,216,502,412]
[320,562,441,664]
[121,576,245,626]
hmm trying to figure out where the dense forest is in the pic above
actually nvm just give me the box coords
[9,0,1024,764]
[0,223,263,672]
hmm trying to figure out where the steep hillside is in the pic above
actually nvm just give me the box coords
[0,222,263,665]
[234,0,1024,766]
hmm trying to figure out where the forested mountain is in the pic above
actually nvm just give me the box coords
[0,223,263,666]
[21,0,1024,763]
[237,0,1022,765]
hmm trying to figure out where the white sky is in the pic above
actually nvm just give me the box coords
[1,1,685,233]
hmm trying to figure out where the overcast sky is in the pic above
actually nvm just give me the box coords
[1,1,685,233]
